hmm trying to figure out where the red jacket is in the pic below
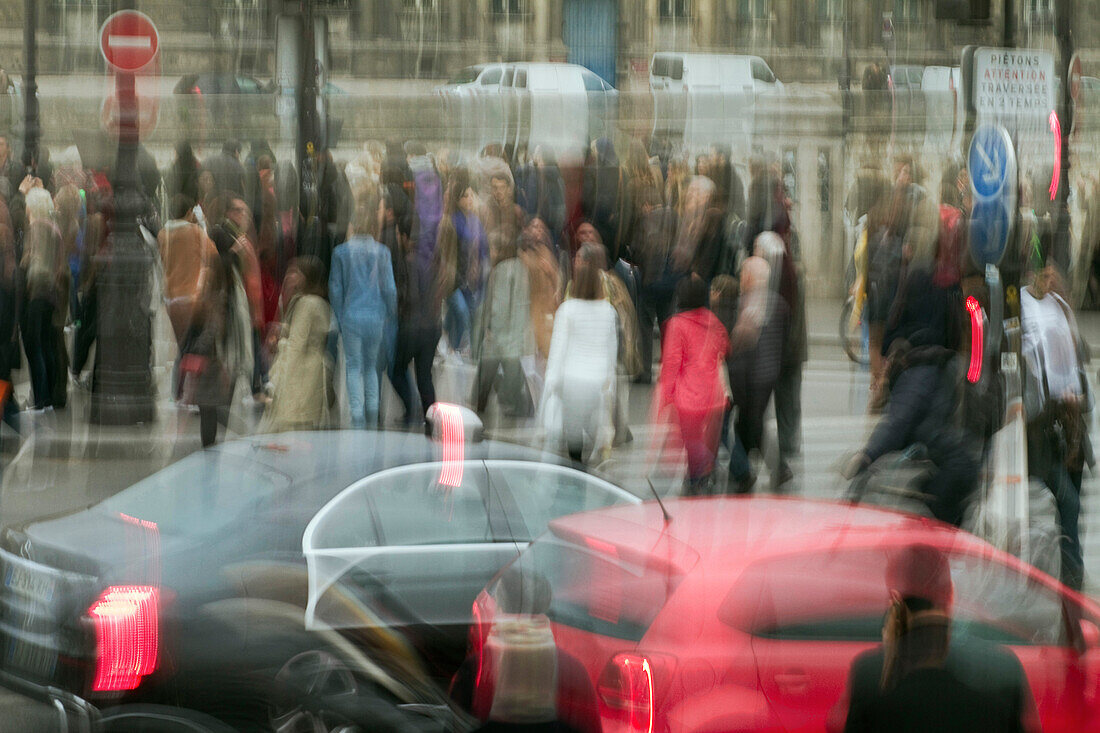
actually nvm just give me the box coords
[657,307,730,416]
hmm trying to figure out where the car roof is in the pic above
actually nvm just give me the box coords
[214,429,558,481]
[546,496,989,570]
[21,431,570,558]
[653,52,765,62]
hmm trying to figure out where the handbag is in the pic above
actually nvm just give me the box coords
[969,397,1030,557]
[539,391,563,449]
[520,354,542,410]
[178,353,209,375]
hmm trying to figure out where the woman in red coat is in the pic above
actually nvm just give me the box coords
[656,274,730,494]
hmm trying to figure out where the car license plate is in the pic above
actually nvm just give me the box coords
[4,564,56,604]
[6,638,57,679]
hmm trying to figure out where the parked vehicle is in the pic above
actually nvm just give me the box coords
[466,497,1100,732]
[173,73,269,96]
[440,62,617,164]
[649,52,783,159]
[921,65,964,152]
[0,410,638,731]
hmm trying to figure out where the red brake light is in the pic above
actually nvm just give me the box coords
[966,296,983,384]
[89,585,159,691]
[471,592,497,688]
[598,653,654,733]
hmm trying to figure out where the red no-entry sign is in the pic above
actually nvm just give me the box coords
[99,10,159,73]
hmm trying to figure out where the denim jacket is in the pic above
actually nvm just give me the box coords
[329,234,397,333]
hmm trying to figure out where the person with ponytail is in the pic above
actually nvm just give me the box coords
[830,545,1039,733]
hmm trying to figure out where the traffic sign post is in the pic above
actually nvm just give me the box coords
[99,10,159,73]
[967,123,1017,267]
[91,9,160,426]
[967,122,1017,402]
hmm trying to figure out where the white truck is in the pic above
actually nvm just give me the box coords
[649,52,783,158]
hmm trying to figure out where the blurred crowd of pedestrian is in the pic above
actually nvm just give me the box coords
[843,152,1092,591]
[2,129,1091,593]
[0,133,811,496]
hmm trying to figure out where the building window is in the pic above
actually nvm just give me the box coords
[895,0,922,23]
[492,0,524,15]
[660,0,691,20]
[816,0,842,21]
[1029,0,1053,21]
[737,0,768,21]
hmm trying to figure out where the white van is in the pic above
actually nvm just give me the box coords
[650,52,783,157]
[921,66,964,151]
[442,62,616,164]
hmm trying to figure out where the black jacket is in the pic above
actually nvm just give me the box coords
[838,635,1036,733]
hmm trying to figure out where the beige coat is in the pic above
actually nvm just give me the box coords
[262,294,333,433]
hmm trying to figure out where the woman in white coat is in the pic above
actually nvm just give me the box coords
[541,243,618,464]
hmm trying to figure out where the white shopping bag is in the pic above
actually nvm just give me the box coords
[434,349,477,408]
[974,397,1030,559]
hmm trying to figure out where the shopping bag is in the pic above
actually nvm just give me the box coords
[971,397,1030,557]
[435,349,476,408]
[538,391,563,450]
[520,354,542,409]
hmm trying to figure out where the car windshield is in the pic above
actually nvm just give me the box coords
[449,66,483,84]
[492,534,691,642]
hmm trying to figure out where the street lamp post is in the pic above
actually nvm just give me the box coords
[91,5,156,425]
[298,0,320,233]
[1052,0,1073,270]
[22,0,37,174]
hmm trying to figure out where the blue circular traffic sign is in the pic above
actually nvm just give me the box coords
[969,198,1013,267]
[968,124,1016,200]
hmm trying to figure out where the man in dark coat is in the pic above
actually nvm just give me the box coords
[727,255,788,492]
[843,339,978,526]
[581,137,629,263]
[203,139,246,198]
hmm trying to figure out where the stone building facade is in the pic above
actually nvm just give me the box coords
[0,0,1092,87]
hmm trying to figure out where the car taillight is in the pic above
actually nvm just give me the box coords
[469,592,501,720]
[471,592,497,688]
[598,653,654,733]
[966,296,983,384]
[88,585,159,691]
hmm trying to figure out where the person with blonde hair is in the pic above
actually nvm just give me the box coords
[542,243,618,464]
[21,185,66,410]
[329,192,396,428]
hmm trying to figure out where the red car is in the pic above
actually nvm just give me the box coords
[465,497,1100,732]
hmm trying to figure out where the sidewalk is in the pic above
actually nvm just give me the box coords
[807,298,846,352]
[2,373,264,463]
[5,297,1098,462]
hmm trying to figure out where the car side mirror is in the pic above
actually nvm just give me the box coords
[1081,619,1100,650]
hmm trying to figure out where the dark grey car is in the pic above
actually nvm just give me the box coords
[0,429,637,731]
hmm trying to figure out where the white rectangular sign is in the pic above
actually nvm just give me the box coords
[974,48,1055,117]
